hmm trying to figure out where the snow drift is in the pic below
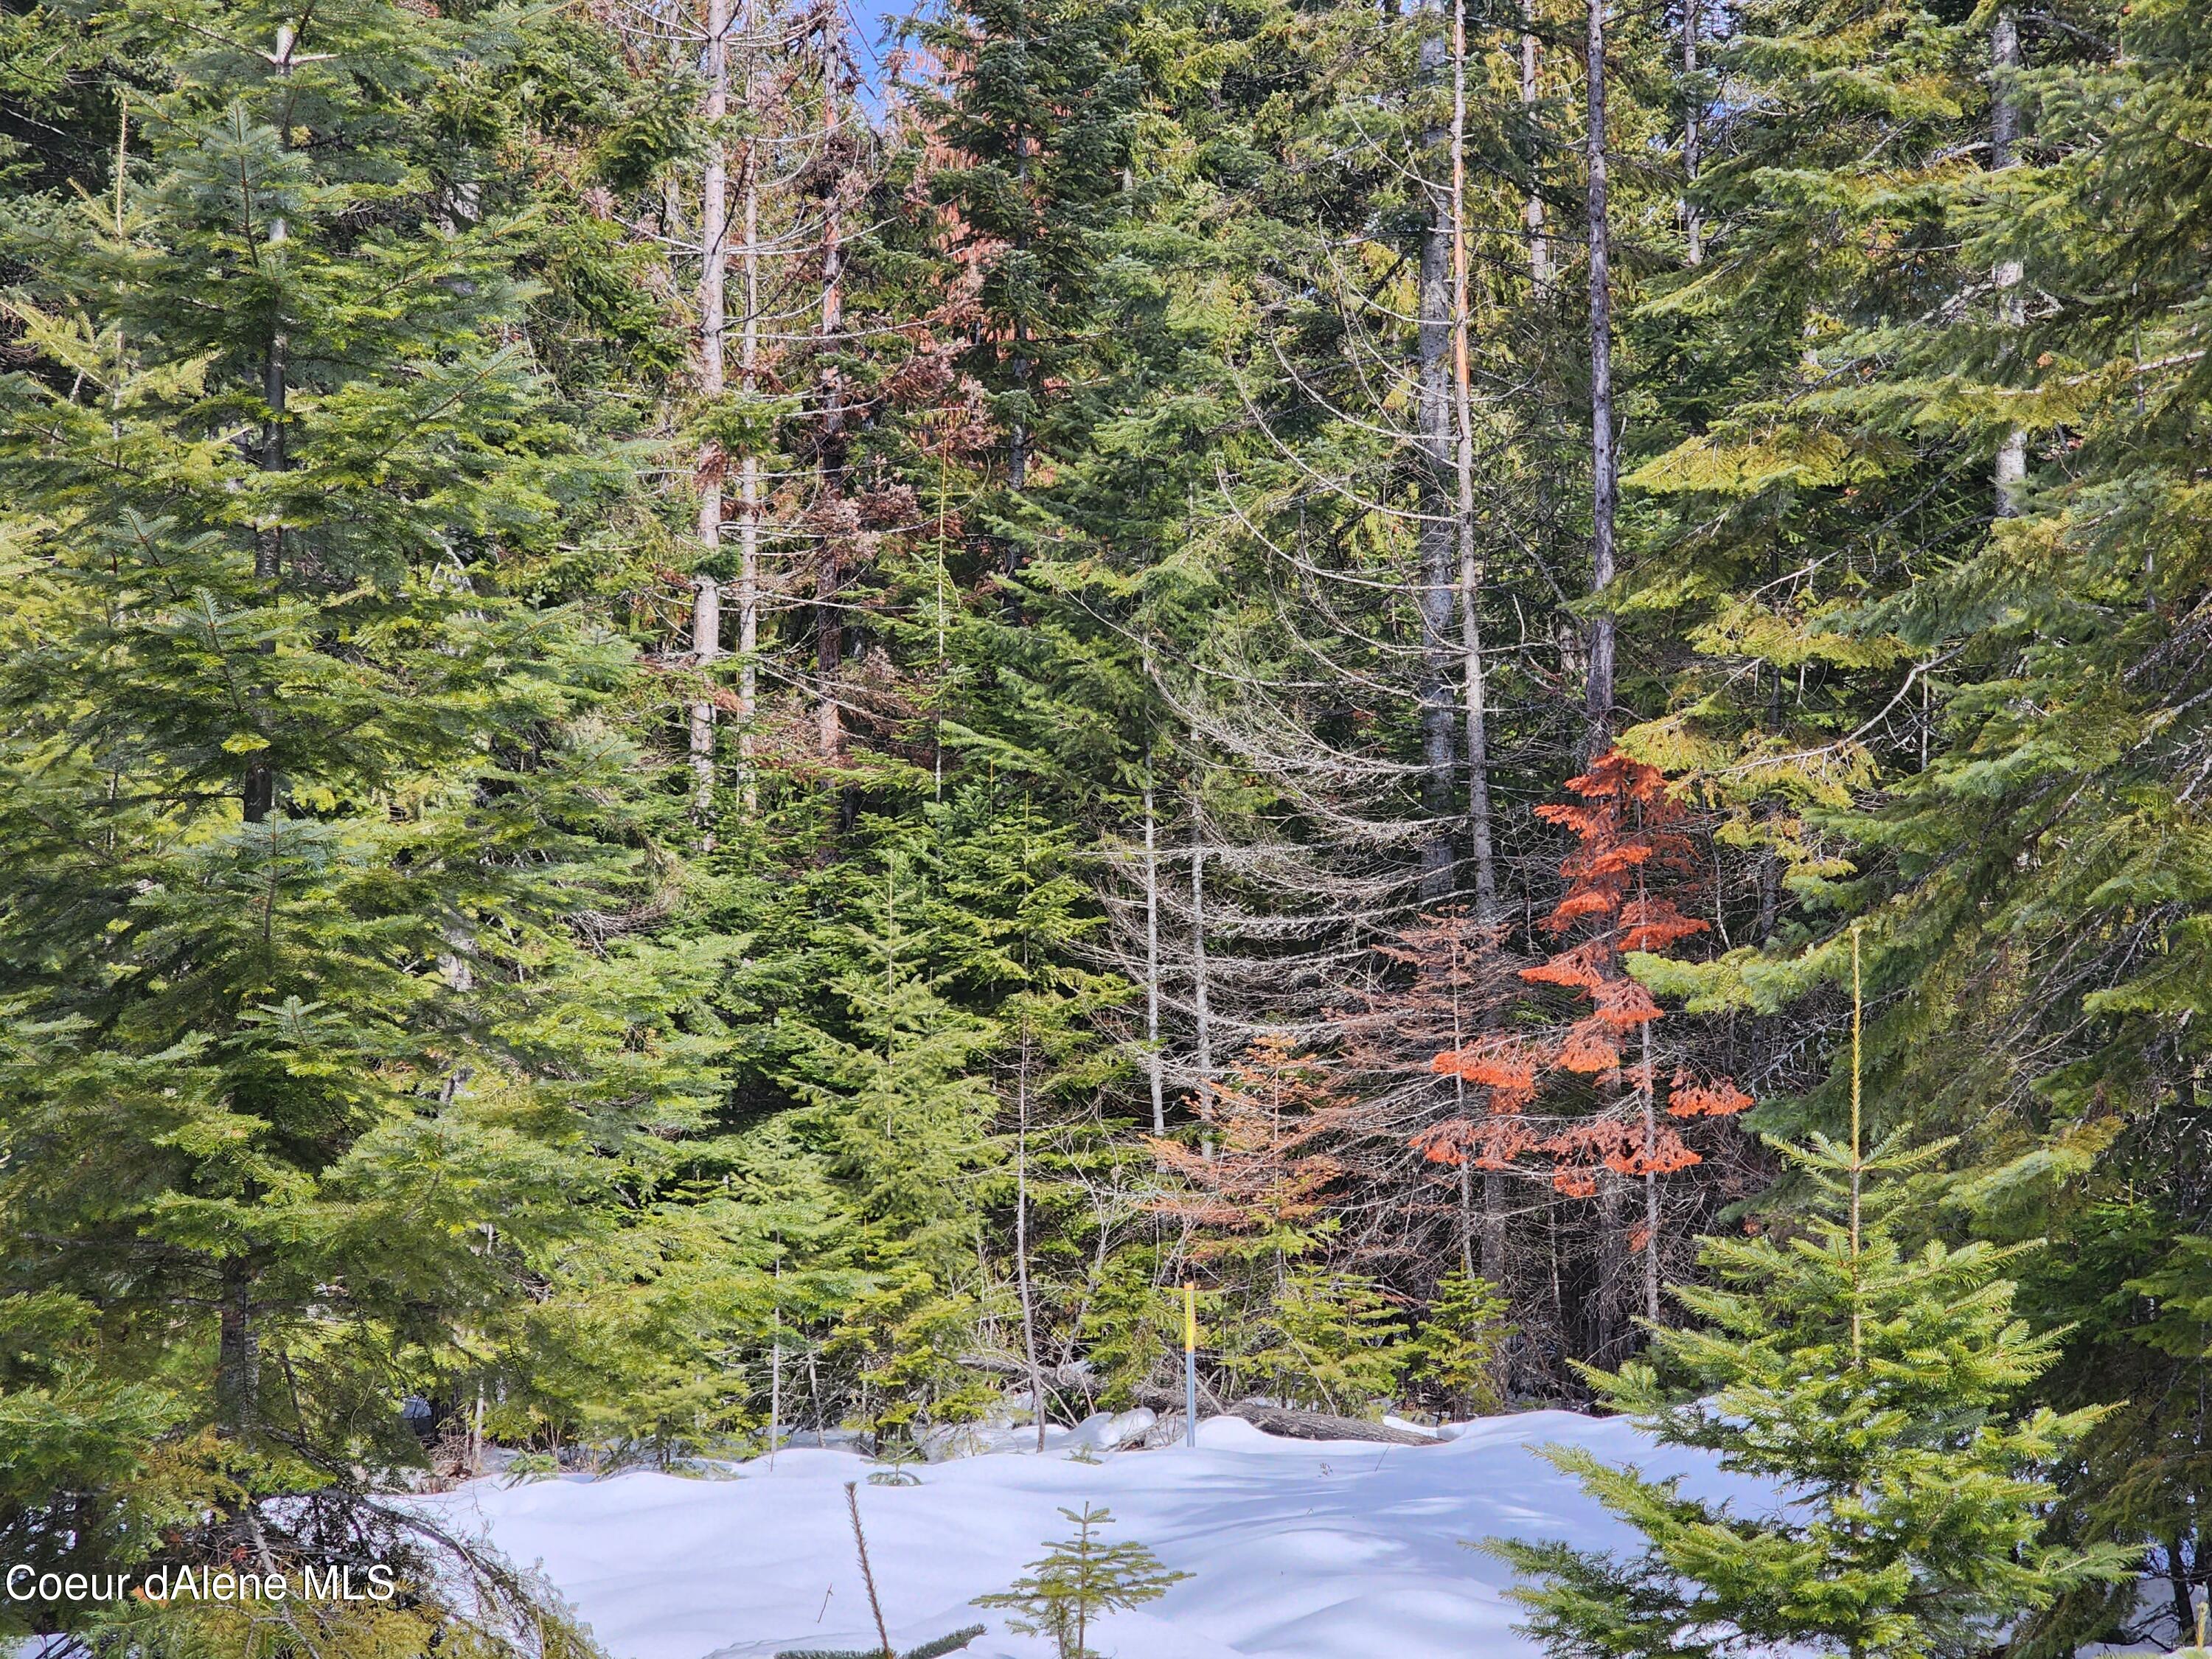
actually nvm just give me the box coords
[420,1410,1767,1659]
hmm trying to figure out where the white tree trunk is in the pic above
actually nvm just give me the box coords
[692,0,731,833]
[1015,1027,1047,1451]
[1191,802,1212,1117]
[1582,0,1618,754]
[1682,0,1703,265]
[1450,1,1498,922]
[736,0,762,808]
[1416,4,1458,903]
[815,10,847,763]
[1523,18,1551,287]
[1992,7,2026,515]
[1145,778,1166,1134]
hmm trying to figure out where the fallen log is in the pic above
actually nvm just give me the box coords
[955,1352,1439,1448]
[1214,1401,1437,1447]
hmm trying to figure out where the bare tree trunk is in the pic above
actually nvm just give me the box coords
[735,0,762,810]
[1582,0,1618,754]
[1755,644,1784,938]
[769,1252,783,1467]
[246,21,295,824]
[1548,1183,1566,1374]
[1458,1155,1476,1276]
[1015,1026,1048,1451]
[933,450,950,800]
[217,1256,258,1438]
[1145,777,1166,1135]
[1523,15,1551,287]
[692,0,731,835]
[1483,1165,1507,1285]
[1007,106,1031,507]
[815,12,847,768]
[1447,934,1481,1281]
[260,22,293,585]
[1416,10,1458,903]
[469,1221,494,1472]
[2165,1534,2197,1650]
[1992,7,2026,515]
[1593,1171,1622,1362]
[1682,0,1702,265]
[1641,1019,1660,1325]
[1191,801,1212,1117]
[1450,2,1498,923]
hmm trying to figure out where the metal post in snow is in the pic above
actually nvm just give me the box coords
[1183,1281,1198,1449]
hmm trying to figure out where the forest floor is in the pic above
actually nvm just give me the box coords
[422,1409,1762,1659]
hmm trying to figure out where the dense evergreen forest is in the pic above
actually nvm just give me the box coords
[2,0,2209,1647]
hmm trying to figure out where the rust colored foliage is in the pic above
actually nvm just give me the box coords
[1338,909,1535,1172]
[1150,1034,1377,1242]
[1420,753,1752,1193]
[1667,1072,1754,1119]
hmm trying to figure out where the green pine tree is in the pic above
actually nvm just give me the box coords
[974,1503,1190,1659]
[911,0,1141,515]
[1488,1116,2129,1659]
[1408,1271,1513,1417]
[782,840,1003,1438]
[0,0,693,1636]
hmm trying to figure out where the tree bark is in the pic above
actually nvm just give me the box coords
[1582,0,1618,755]
[815,12,848,768]
[1641,1017,1661,1325]
[258,21,293,588]
[736,0,762,810]
[2166,1534,2197,1650]
[1014,1026,1047,1451]
[1191,800,1212,1117]
[1450,3,1498,922]
[1523,15,1551,287]
[1458,1155,1476,1276]
[769,1251,783,1464]
[246,21,295,825]
[1006,80,1031,509]
[1145,776,1166,1135]
[216,1255,258,1438]
[1482,1164,1508,1286]
[1682,0,1703,265]
[1212,1400,1437,1445]
[1991,7,2026,515]
[1416,9,1458,903]
[1593,1169,1623,1362]
[692,0,731,834]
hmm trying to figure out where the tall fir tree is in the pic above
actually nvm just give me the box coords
[0,0,700,1634]
[1492,1118,2127,1658]
[1491,942,2129,1658]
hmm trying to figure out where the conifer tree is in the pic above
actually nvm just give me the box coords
[1492,1122,2126,1658]
[783,844,1001,1438]
[912,0,1141,515]
[974,1503,1189,1659]
[1489,946,2128,1658]
[1340,908,1523,1284]
[0,0,695,1625]
[1149,1035,1408,1410]
[1429,754,1750,1369]
[1629,0,2212,1618]
[1407,1270,1513,1416]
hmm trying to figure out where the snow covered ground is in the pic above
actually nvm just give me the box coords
[420,1411,1767,1659]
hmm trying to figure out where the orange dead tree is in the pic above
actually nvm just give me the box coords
[1339,908,1526,1281]
[1422,752,1752,1353]
[1150,1034,1374,1262]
